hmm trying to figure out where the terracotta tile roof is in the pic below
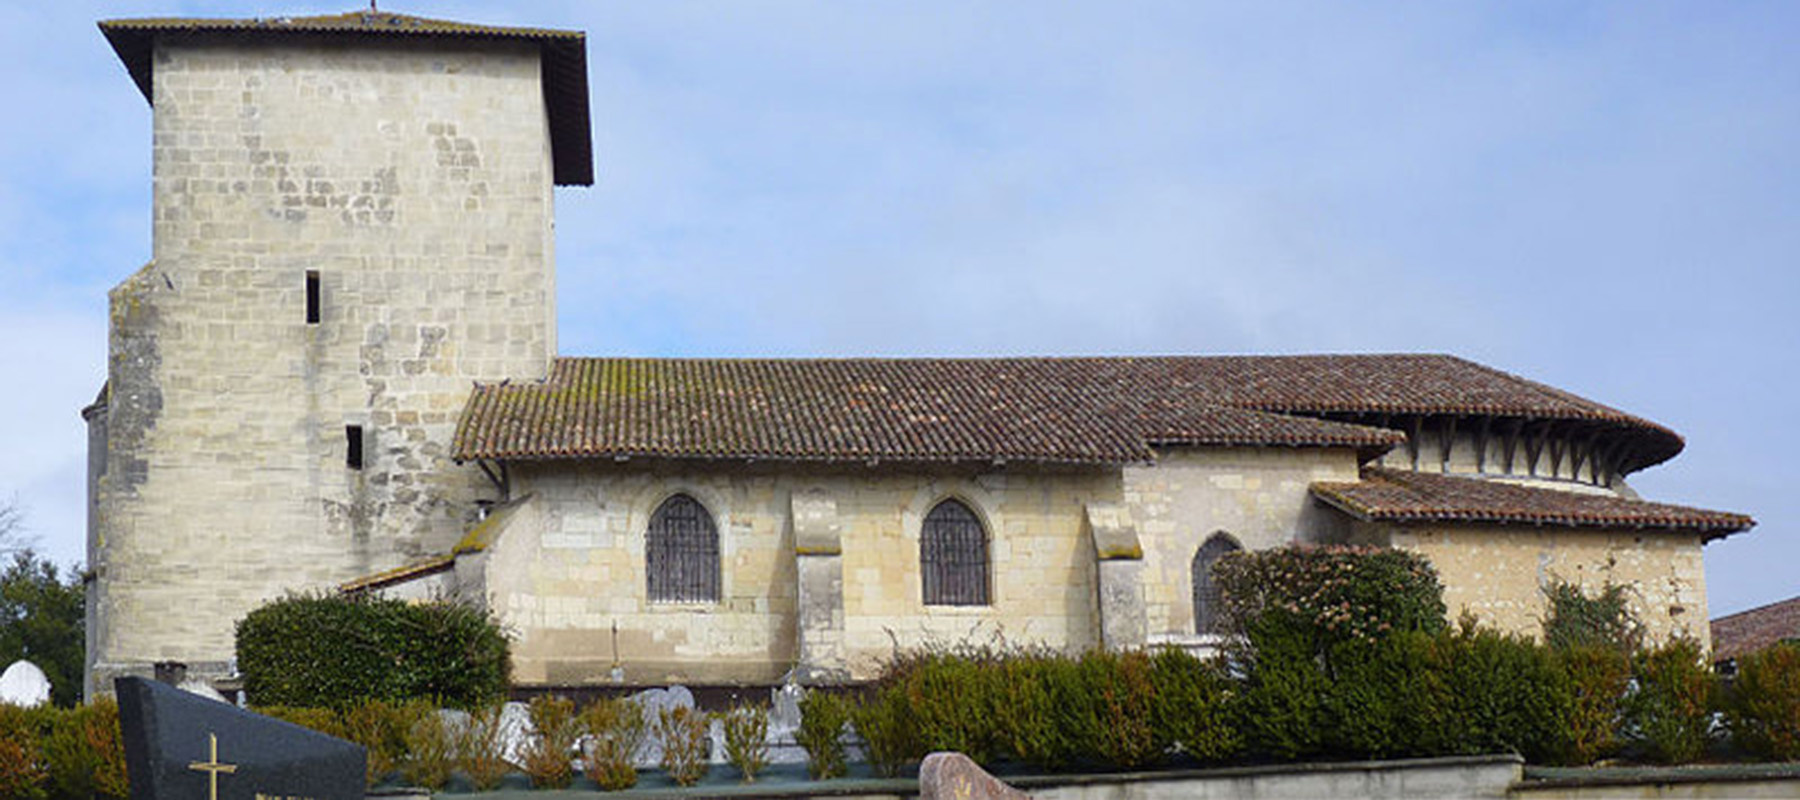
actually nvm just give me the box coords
[1312,467,1753,538]
[450,354,1683,467]
[452,358,1409,465]
[338,554,454,595]
[98,11,592,185]
[1712,597,1800,663]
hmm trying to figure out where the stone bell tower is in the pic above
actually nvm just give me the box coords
[83,11,591,694]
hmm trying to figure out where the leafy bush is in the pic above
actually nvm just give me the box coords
[340,698,417,787]
[42,699,128,800]
[1543,581,1645,653]
[1081,650,1160,769]
[1232,614,1333,760]
[1148,647,1240,763]
[519,696,578,789]
[719,701,770,783]
[795,690,851,780]
[236,592,510,710]
[1317,631,1439,759]
[992,653,1087,770]
[890,649,1003,765]
[399,705,456,791]
[458,703,513,791]
[1214,544,1447,652]
[1625,637,1716,764]
[0,704,45,800]
[582,697,649,791]
[850,687,920,778]
[656,705,710,787]
[1552,645,1631,765]
[1429,622,1570,764]
[1728,643,1800,760]
[255,705,343,738]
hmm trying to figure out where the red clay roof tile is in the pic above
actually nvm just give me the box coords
[1312,467,1753,538]
[452,355,1681,468]
[1712,597,1800,663]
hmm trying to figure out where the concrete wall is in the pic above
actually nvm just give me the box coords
[1365,521,1709,646]
[90,37,557,690]
[1124,447,1362,641]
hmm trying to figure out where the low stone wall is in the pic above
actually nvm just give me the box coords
[1513,763,1800,799]
[1016,755,1523,799]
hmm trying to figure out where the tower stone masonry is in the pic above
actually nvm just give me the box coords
[84,13,591,695]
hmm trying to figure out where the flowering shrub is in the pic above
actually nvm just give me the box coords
[1213,545,1447,650]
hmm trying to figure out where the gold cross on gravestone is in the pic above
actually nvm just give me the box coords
[188,732,238,800]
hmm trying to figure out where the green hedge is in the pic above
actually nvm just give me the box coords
[0,699,128,800]
[235,593,510,709]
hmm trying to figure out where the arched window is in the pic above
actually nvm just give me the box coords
[1192,533,1241,634]
[646,494,719,603]
[921,499,989,606]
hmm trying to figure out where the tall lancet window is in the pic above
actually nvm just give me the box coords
[921,499,989,606]
[646,494,720,603]
[1192,533,1242,635]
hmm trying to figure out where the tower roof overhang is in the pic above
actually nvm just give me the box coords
[98,10,593,186]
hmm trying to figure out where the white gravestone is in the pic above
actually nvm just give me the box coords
[0,660,51,707]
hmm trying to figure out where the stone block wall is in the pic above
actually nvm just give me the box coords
[485,463,1121,686]
[1375,521,1710,646]
[1123,447,1362,641]
[89,37,557,691]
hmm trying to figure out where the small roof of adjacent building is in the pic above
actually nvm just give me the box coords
[1712,596,1800,663]
[98,10,592,185]
[1312,467,1754,539]
[451,354,1683,469]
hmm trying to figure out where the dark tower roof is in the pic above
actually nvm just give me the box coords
[98,10,594,186]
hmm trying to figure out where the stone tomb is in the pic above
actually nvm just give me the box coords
[116,677,364,800]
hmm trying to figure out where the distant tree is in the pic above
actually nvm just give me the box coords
[0,503,86,707]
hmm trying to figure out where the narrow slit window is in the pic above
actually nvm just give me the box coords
[1192,533,1242,635]
[305,270,321,324]
[345,425,363,470]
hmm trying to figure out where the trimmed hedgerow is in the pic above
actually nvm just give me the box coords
[235,592,510,710]
[0,704,45,800]
[1625,637,1717,764]
[1728,642,1800,761]
[1147,647,1240,763]
[1550,644,1631,765]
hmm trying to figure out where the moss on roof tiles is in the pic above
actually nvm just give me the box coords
[452,355,1684,468]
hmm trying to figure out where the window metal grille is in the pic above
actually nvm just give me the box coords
[1192,533,1241,634]
[647,494,720,603]
[921,499,989,606]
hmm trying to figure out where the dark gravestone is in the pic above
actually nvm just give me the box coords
[116,677,366,800]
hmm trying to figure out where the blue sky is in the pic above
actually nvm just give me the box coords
[1,2,1794,616]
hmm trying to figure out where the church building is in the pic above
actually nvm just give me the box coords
[82,11,1753,695]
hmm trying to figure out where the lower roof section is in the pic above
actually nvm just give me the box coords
[1711,596,1800,663]
[1312,467,1753,540]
